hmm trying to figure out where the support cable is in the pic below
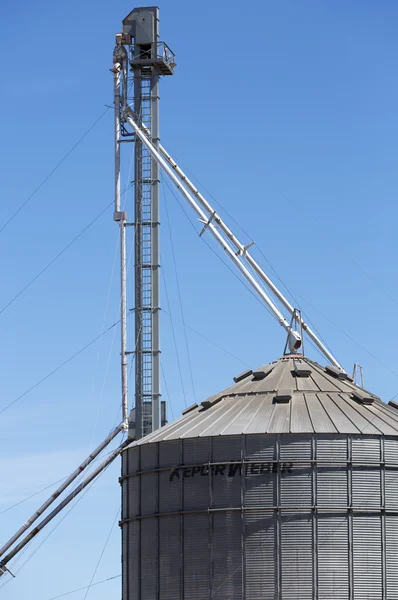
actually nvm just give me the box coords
[2,462,117,586]
[160,256,188,408]
[0,173,133,322]
[0,201,113,317]
[0,107,110,236]
[82,508,120,600]
[297,293,398,379]
[0,317,124,416]
[94,182,137,437]
[164,172,398,384]
[163,181,197,402]
[0,457,113,579]
[160,364,175,421]
[0,477,66,517]
[162,142,395,353]
[126,111,343,370]
[88,227,120,446]
[162,167,356,377]
[0,440,127,576]
[162,177,277,324]
[0,425,124,561]
[162,309,250,368]
[278,188,398,310]
[86,126,136,440]
[2,461,100,579]
[0,445,121,519]
[161,266,188,407]
[44,575,121,600]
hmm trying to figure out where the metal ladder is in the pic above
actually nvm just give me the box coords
[135,71,154,437]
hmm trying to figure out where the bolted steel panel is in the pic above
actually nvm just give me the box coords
[316,434,348,461]
[159,516,181,600]
[317,514,349,599]
[141,518,158,600]
[212,466,241,509]
[122,358,398,599]
[212,435,241,462]
[125,446,139,475]
[352,436,381,463]
[280,435,312,460]
[158,440,181,467]
[140,472,158,515]
[122,432,398,599]
[183,466,209,510]
[140,443,158,469]
[182,437,210,510]
[281,512,313,599]
[384,437,398,464]
[126,520,140,600]
[385,514,398,599]
[317,467,348,507]
[280,467,312,507]
[245,510,277,599]
[384,470,398,510]
[352,516,382,598]
[183,437,210,463]
[126,476,140,519]
[352,469,381,508]
[245,466,276,507]
[159,469,181,513]
[183,514,209,599]
[245,434,277,461]
[211,512,243,599]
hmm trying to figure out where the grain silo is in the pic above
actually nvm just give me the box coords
[121,355,398,599]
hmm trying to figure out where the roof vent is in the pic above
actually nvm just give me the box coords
[274,389,292,403]
[253,365,273,380]
[201,394,223,410]
[182,403,198,415]
[389,400,398,410]
[233,369,253,383]
[325,365,349,380]
[294,363,312,377]
[352,391,374,405]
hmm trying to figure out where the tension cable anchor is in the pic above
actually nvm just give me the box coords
[0,563,15,578]
[235,241,255,257]
[198,211,217,237]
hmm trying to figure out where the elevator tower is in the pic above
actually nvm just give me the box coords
[121,7,175,438]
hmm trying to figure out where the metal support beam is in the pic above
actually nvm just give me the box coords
[125,111,344,371]
[0,423,124,566]
[0,439,128,576]
[113,41,129,428]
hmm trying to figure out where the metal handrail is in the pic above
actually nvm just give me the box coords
[130,41,175,65]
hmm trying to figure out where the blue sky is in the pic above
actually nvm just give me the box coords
[1,0,398,598]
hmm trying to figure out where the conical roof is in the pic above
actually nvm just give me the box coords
[131,355,398,445]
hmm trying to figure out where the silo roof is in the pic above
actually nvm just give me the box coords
[130,355,398,445]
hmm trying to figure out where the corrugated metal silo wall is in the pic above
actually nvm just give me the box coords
[121,434,398,599]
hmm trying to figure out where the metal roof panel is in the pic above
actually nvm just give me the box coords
[129,356,398,446]
[305,393,337,434]
[290,394,313,433]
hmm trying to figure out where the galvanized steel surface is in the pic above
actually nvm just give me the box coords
[128,357,398,443]
[122,357,398,598]
[122,433,398,599]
